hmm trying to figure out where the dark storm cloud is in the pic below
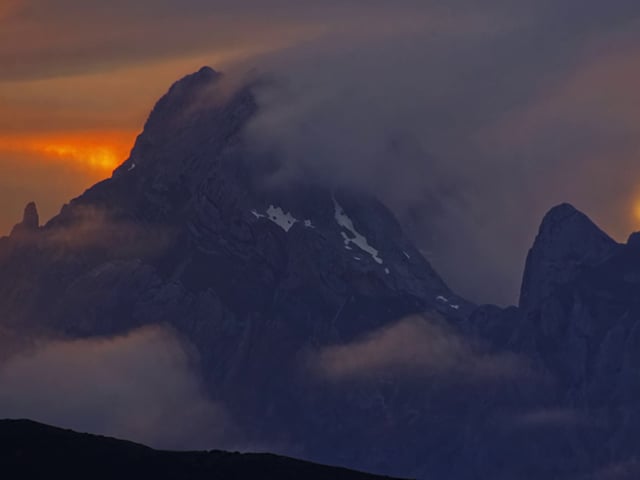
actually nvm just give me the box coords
[0,326,232,450]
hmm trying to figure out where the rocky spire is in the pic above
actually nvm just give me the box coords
[519,203,618,310]
[10,202,39,237]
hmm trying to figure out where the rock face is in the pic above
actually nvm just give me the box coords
[519,203,618,311]
[508,216,640,475]
[2,67,640,480]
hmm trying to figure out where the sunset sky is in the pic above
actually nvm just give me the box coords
[3,1,640,302]
[0,0,310,232]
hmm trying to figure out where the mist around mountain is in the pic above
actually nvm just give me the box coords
[1,68,640,479]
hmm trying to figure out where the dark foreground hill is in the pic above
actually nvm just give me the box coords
[0,419,403,480]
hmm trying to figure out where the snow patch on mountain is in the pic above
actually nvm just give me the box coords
[334,199,384,265]
[251,206,313,233]
[266,205,297,232]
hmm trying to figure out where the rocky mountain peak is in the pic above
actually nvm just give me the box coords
[9,66,469,337]
[143,66,220,131]
[519,203,618,310]
[111,65,253,189]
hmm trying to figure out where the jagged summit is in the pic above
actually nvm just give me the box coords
[112,65,225,180]
[108,65,257,199]
[143,65,221,131]
[519,203,618,309]
[70,66,467,320]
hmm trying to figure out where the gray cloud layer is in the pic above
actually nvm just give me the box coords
[0,326,230,450]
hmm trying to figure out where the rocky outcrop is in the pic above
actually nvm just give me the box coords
[519,203,618,311]
[9,201,39,237]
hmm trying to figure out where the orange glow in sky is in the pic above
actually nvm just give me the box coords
[0,131,136,173]
[634,199,640,224]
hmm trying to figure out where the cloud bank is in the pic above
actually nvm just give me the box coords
[0,326,230,450]
[311,315,526,382]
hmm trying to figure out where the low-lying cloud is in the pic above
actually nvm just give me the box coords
[45,205,175,256]
[0,326,230,450]
[6,204,176,260]
[311,315,527,382]
[507,408,592,429]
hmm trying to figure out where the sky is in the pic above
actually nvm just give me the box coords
[2,1,640,304]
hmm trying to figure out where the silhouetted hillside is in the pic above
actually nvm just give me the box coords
[0,419,404,480]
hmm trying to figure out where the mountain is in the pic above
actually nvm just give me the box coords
[0,419,403,480]
[460,203,640,480]
[1,67,640,479]
[0,67,472,477]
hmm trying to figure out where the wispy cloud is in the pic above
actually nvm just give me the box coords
[49,205,168,248]
[311,315,528,382]
[506,408,592,429]
[0,326,231,450]
[4,204,175,262]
